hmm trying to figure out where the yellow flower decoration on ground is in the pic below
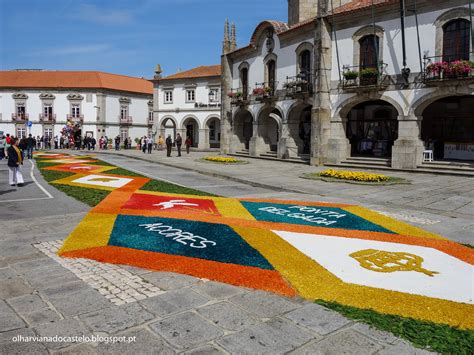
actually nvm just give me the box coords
[204,156,241,164]
[320,169,389,182]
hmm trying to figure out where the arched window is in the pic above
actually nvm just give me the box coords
[240,68,248,99]
[299,50,311,79]
[267,60,276,91]
[359,35,379,70]
[443,19,470,61]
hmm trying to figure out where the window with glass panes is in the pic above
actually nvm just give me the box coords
[71,104,81,117]
[164,90,173,103]
[186,90,195,102]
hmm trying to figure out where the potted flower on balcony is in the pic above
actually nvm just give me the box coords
[359,68,379,85]
[253,86,272,100]
[343,70,358,85]
[445,60,472,79]
[426,61,448,79]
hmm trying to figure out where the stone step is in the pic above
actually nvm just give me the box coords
[345,156,392,163]
[417,164,474,172]
[422,160,474,168]
[339,159,391,167]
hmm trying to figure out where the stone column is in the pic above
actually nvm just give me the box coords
[326,116,350,163]
[311,6,332,166]
[392,115,425,169]
[249,121,266,156]
[220,54,233,154]
[198,128,209,150]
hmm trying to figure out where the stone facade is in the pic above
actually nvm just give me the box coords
[221,0,474,168]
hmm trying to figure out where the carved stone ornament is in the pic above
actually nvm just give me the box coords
[67,93,84,101]
[147,100,153,106]
[119,97,131,104]
[39,93,56,100]
[12,93,28,100]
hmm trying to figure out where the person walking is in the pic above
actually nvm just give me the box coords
[123,137,128,150]
[115,136,121,150]
[176,133,182,157]
[185,136,192,154]
[0,133,5,160]
[158,135,164,151]
[19,137,27,159]
[5,134,11,158]
[165,134,173,157]
[141,136,147,154]
[7,137,24,187]
[54,136,59,149]
[147,136,153,154]
[26,134,35,159]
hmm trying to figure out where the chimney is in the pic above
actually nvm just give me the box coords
[154,64,162,79]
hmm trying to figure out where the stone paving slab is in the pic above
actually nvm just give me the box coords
[284,303,353,335]
[95,329,175,355]
[140,288,211,317]
[79,303,155,334]
[191,280,245,300]
[0,300,26,332]
[292,329,382,354]
[217,317,316,354]
[229,290,300,318]
[33,318,91,350]
[149,312,224,349]
[197,301,258,331]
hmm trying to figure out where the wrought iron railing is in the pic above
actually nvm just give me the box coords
[39,114,56,122]
[252,81,278,100]
[228,87,250,104]
[423,53,474,82]
[284,74,313,95]
[341,63,388,89]
[12,113,29,121]
[120,116,133,125]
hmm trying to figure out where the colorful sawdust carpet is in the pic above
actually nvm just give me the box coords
[38,154,474,330]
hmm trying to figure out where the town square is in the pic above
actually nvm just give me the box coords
[1,0,473,354]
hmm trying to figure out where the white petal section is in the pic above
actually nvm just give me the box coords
[274,230,473,304]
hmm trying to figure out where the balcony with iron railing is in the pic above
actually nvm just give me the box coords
[67,114,84,124]
[39,113,56,123]
[120,116,133,125]
[228,87,250,105]
[12,113,29,122]
[252,81,278,101]
[283,73,313,97]
[423,53,474,84]
[341,63,388,90]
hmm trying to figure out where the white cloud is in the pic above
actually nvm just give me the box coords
[37,44,112,56]
[73,4,133,25]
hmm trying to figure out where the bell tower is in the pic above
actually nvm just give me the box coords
[288,0,318,26]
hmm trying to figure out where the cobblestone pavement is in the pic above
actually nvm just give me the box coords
[0,156,438,354]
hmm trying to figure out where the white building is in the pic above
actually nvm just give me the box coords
[152,65,221,149]
[0,70,153,143]
[221,0,474,169]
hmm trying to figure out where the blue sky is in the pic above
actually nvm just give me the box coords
[0,0,287,78]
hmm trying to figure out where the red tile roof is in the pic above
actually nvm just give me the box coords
[332,0,396,15]
[0,71,153,95]
[161,65,221,80]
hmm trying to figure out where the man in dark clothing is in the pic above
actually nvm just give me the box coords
[91,137,96,150]
[165,135,172,157]
[175,133,182,157]
[19,138,27,159]
[115,136,121,151]
[26,134,36,159]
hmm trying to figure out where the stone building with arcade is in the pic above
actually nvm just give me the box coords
[152,65,222,149]
[220,0,474,169]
